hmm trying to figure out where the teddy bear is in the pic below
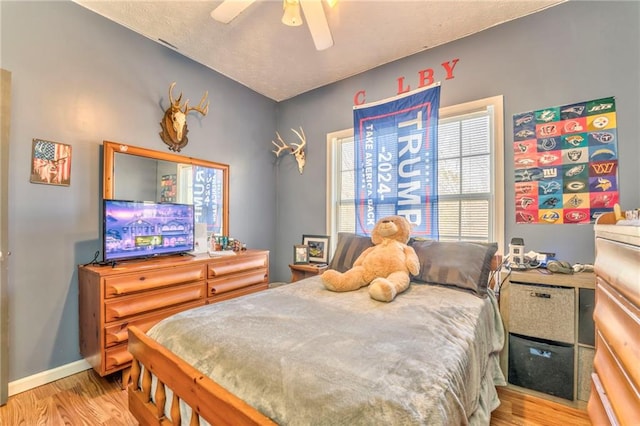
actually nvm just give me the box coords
[321,215,420,302]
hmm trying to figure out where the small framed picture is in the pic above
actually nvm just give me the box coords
[302,234,330,264]
[30,138,72,186]
[294,244,309,264]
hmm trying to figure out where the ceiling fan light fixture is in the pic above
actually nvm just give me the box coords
[282,0,303,27]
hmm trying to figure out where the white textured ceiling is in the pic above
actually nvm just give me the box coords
[73,0,565,101]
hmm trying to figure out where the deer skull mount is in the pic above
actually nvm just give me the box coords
[159,82,209,152]
[272,127,307,174]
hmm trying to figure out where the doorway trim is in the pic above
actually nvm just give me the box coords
[1,68,12,404]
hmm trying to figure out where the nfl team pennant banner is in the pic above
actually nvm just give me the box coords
[513,96,619,224]
[353,84,441,236]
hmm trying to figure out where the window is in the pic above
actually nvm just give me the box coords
[326,95,504,253]
[177,164,193,204]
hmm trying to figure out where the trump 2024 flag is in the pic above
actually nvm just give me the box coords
[353,84,440,236]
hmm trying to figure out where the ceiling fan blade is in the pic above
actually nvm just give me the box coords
[211,0,257,24]
[300,0,333,51]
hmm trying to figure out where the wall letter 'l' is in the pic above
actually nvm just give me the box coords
[397,77,410,95]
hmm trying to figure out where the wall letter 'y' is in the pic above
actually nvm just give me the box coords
[442,59,459,80]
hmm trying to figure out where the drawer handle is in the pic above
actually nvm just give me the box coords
[108,351,133,367]
[111,328,128,343]
[530,292,551,298]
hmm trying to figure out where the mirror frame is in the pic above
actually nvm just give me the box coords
[103,140,229,236]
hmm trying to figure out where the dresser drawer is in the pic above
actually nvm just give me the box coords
[588,372,618,426]
[592,330,640,423]
[208,269,268,296]
[593,278,640,394]
[104,264,205,298]
[595,237,640,307]
[208,253,268,278]
[105,282,205,322]
[104,343,133,374]
[509,282,575,343]
[104,299,204,348]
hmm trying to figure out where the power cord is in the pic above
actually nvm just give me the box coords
[490,257,511,302]
[82,250,101,267]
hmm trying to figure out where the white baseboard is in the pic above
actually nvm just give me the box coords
[8,359,91,396]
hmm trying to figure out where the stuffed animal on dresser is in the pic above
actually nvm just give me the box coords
[321,215,420,302]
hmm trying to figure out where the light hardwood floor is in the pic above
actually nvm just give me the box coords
[0,370,135,425]
[0,370,591,425]
[492,387,591,426]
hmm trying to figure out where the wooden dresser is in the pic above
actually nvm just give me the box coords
[79,249,269,377]
[588,212,640,424]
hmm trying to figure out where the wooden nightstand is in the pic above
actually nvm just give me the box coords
[288,263,328,283]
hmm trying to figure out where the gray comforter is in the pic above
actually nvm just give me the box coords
[147,276,506,425]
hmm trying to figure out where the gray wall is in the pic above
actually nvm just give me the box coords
[272,0,640,281]
[2,1,277,381]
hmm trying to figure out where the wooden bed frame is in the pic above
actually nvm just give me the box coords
[128,325,276,425]
[128,255,504,425]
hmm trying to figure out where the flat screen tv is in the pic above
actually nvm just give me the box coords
[103,199,195,263]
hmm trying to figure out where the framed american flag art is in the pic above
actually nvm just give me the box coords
[30,138,72,186]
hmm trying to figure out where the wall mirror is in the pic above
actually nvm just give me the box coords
[103,140,229,237]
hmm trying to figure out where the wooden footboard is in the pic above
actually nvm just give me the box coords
[127,326,276,425]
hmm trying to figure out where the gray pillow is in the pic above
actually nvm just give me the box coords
[328,233,374,273]
[410,240,498,297]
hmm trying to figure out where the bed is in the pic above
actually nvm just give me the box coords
[127,237,506,425]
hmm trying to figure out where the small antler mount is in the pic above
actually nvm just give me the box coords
[159,82,209,152]
[272,127,307,174]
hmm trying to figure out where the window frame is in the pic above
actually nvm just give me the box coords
[326,95,504,254]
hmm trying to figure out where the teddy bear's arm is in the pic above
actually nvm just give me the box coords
[403,246,421,276]
[353,246,375,267]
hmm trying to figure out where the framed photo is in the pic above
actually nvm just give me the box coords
[294,244,309,264]
[30,138,72,186]
[302,234,330,264]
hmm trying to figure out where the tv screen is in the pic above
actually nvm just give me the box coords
[103,199,195,263]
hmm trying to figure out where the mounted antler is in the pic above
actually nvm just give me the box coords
[184,90,210,116]
[271,127,306,174]
[272,132,292,157]
[159,82,209,152]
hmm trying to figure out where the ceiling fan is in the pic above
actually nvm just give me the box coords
[211,0,336,51]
